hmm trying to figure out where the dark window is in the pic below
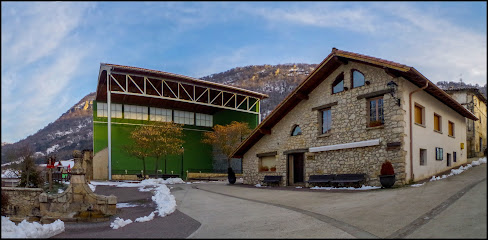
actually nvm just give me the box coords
[321,108,332,134]
[352,70,365,88]
[420,149,427,166]
[368,97,384,127]
[291,125,302,136]
[447,153,451,167]
[436,147,443,160]
[453,151,457,162]
[332,73,344,94]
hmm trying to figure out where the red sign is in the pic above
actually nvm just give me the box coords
[47,158,55,169]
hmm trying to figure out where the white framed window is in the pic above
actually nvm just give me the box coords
[97,102,107,117]
[174,110,194,125]
[195,113,213,127]
[97,102,122,118]
[124,104,148,120]
[150,107,172,122]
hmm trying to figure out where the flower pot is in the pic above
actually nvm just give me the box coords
[379,174,396,188]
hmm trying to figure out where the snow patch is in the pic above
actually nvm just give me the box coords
[134,212,156,222]
[152,185,176,217]
[46,144,60,154]
[430,157,486,182]
[116,203,139,208]
[110,217,132,229]
[1,216,65,238]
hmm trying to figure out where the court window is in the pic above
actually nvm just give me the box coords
[96,102,122,118]
[196,113,213,127]
[174,110,194,125]
[124,104,148,120]
[149,107,172,122]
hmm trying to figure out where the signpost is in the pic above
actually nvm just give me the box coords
[47,156,55,192]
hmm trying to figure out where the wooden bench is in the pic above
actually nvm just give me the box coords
[306,174,335,187]
[330,174,366,188]
[147,174,180,179]
[262,175,282,186]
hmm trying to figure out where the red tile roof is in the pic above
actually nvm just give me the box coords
[232,48,478,158]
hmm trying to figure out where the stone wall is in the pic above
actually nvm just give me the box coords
[2,187,43,219]
[243,61,407,186]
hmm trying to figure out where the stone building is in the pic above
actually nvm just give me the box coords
[232,48,478,187]
[443,87,487,158]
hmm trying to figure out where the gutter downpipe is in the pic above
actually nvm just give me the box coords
[409,81,429,182]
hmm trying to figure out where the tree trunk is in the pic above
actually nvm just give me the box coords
[142,158,147,179]
[155,157,159,178]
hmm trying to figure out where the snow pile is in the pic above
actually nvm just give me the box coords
[135,211,156,222]
[110,217,132,229]
[254,183,265,187]
[430,157,487,182]
[310,185,381,190]
[1,216,65,238]
[152,185,176,217]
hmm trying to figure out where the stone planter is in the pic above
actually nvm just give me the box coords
[379,174,396,188]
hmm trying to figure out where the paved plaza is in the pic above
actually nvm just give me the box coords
[54,158,486,238]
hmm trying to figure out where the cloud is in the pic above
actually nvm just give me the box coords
[372,3,486,85]
[239,2,486,86]
[250,4,379,33]
[1,2,94,143]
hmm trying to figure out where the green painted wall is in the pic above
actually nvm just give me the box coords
[93,100,259,178]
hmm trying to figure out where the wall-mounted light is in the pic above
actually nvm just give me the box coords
[387,81,401,106]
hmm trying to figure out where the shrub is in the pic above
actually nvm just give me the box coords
[381,161,395,175]
[1,192,9,216]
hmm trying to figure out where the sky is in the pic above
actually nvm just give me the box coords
[1,1,486,143]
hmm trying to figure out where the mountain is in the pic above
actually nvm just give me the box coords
[1,93,95,164]
[201,63,318,118]
[2,63,486,164]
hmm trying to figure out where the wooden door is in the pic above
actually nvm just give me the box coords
[293,153,304,183]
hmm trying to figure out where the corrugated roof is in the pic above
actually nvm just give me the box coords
[232,48,478,158]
